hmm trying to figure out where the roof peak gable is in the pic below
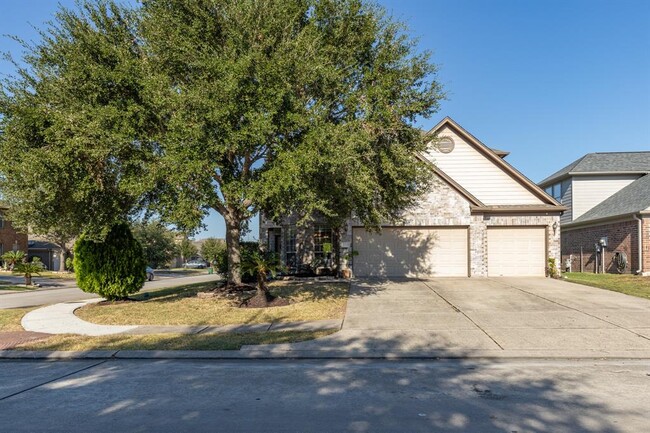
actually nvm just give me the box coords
[426,117,559,206]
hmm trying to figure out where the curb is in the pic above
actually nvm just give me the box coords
[2,349,650,361]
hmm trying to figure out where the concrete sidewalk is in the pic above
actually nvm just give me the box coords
[7,276,650,360]
[20,298,342,336]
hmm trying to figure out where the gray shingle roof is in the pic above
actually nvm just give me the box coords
[540,152,650,186]
[570,174,650,224]
[27,240,59,250]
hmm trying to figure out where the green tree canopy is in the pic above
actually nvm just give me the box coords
[200,237,226,267]
[131,220,180,268]
[0,1,156,249]
[1,0,443,287]
[140,0,442,284]
[179,238,198,263]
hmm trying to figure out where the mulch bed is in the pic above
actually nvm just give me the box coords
[241,295,290,309]
[197,284,290,309]
[96,298,141,305]
[0,331,51,350]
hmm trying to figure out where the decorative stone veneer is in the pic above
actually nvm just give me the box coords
[260,175,562,276]
[561,219,642,274]
[470,214,560,277]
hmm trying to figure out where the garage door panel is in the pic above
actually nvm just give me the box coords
[353,227,468,277]
[488,227,545,277]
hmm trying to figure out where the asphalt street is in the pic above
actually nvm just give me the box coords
[0,274,222,309]
[0,358,648,432]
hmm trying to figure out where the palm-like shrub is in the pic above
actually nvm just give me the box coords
[13,257,44,285]
[1,250,26,271]
[74,223,146,300]
[241,250,284,304]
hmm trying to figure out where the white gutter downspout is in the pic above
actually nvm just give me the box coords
[633,214,643,274]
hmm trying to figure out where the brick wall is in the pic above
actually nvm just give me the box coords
[0,214,28,256]
[562,220,639,274]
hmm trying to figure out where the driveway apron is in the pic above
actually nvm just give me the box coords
[276,277,650,357]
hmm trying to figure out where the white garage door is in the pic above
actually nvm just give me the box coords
[352,227,468,277]
[487,227,546,276]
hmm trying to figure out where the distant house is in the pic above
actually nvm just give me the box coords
[539,152,650,275]
[0,207,29,259]
[261,117,564,278]
[27,239,62,271]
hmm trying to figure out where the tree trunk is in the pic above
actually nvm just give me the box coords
[332,226,342,277]
[224,212,242,286]
[256,272,268,298]
[58,247,67,272]
[25,274,32,286]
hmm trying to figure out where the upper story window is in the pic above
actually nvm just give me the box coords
[545,183,563,201]
[0,216,4,230]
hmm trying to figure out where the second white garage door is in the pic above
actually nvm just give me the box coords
[487,227,546,276]
[352,227,468,277]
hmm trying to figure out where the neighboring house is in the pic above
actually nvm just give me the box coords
[28,239,62,271]
[0,207,29,259]
[539,152,650,275]
[260,117,564,278]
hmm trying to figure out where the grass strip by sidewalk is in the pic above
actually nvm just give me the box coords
[0,305,335,350]
[0,308,33,331]
[76,281,349,326]
[16,330,336,351]
[563,272,650,300]
[0,284,38,292]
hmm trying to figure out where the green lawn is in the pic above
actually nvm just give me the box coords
[0,301,337,351]
[564,272,650,300]
[0,308,33,331]
[18,330,335,351]
[0,281,38,291]
[0,270,76,280]
[0,285,38,292]
[76,281,349,326]
[157,268,209,276]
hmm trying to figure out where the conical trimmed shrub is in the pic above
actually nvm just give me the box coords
[74,223,146,300]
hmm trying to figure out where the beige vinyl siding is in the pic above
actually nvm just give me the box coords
[425,127,544,206]
[560,179,573,224]
[572,175,640,220]
[352,227,469,277]
[487,227,546,276]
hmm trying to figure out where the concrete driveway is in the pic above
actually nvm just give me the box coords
[266,277,650,358]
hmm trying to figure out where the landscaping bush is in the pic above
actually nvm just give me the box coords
[200,238,226,269]
[65,256,74,272]
[74,223,147,300]
[214,241,260,283]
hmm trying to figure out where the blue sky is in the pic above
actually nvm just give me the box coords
[2,0,649,239]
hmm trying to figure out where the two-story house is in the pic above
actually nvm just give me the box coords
[539,152,650,275]
[0,207,29,260]
[261,117,564,278]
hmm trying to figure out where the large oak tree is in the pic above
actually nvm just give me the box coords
[1,0,443,285]
[0,1,155,267]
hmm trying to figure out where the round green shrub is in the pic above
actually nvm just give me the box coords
[74,223,147,300]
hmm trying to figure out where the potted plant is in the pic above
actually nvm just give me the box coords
[341,250,358,279]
